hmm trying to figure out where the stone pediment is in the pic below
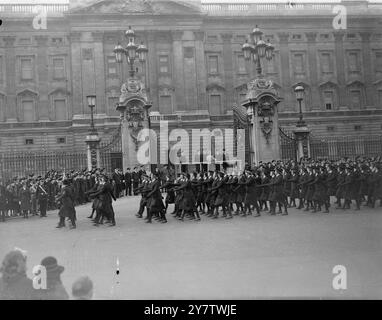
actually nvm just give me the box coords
[68,0,201,15]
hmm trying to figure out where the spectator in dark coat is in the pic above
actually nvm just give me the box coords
[34,256,69,300]
[0,249,36,300]
[124,168,132,196]
[19,183,31,219]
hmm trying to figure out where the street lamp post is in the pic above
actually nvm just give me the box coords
[293,85,311,160]
[114,26,148,80]
[85,95,101,170]
[294,85,306,127]
[114,26,152,172]
[242,25,275,76]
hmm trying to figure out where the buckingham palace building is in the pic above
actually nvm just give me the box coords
[0,0,382,169]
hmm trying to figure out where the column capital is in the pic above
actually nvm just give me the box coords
[277,32,289,44]
[34,35,49,46]
[221,33,233,43]
[2,36,16,47]
[171,30,184,41]
[69,31,82,42]
[193,31,205,41]
[333,31,345,42]
[359,31,372,42]
[305,32,317,43]
[91,31,104,42]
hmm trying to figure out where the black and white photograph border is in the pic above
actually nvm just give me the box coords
[0,0,382,302]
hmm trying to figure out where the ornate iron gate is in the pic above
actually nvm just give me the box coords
[99,124,122,172]
[279,127,296,161]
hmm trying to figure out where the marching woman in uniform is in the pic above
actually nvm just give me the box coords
[90,176,116,226]
[161,175,175,214]
[146,172,167,223]
[55,179,76,229]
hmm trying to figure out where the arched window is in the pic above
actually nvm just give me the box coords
[319,81,339,111]
[347,81,365,110]
[17,89,38,122]
[49,88,69,121]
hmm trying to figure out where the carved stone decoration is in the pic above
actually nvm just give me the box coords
[257,98,276,144]
[120,77,147,103]
[126,102,145,151]
[247,76,279,100]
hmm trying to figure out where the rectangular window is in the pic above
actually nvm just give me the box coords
[52,37,63,44]
[19,38,31,45]
[354,125,362,131]
[22,100,34,122]
[21,58,33,80]
[321,53,332,73]
[208,55,219,74]
[107,56,117,76]
[158,55,170,74]
[207,35,218,42]
[53,58,65,79]
[292,34,302,40]
[237,54,246,74]
[348,52,359,72]
[159,95,172,114]
[376,52,382,71]
[25,138,34,145]
[54,99,66,121]
[57,137,66,144]
[293,53,304,74]
[327,126,335,132]
[320,34,330,40]
[209,94,221,115]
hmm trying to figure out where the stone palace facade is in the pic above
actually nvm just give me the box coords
[0,0,382,155]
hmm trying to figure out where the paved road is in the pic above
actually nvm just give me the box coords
[1,196,382,299]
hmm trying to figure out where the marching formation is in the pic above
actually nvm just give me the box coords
[134,158,382,224]
[1,158,381,228]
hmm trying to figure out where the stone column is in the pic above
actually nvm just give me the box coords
[277,32,292,111]
[221,33,234,113]
[69,31,83,116]
[147,32,159,112]
[360,31,374,108]
[92,31,106,114]
[35,35,50,120]
[171,30,185,112]
[333,31,347,109]
[194,31,207,111]
[3,36,17,122]
[305,32,320,111]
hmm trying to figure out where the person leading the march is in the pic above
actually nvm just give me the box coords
[55,179,76,229]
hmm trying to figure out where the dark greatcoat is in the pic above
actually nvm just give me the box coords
[269,175,285,203]
[19,188,31,211]
[234,175,246,203]
[244,176,258,205]
[89,182,116,219]
[289,174,299,199]
[146,179,165,213]
[56,185,76,220]
[210,178,226,207]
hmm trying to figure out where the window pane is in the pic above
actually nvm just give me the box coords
[293,54,304,73]
[159,56,168,63]
[237,55,246,73]
[159,95,172,114]
[350,90,361,108]
[209,94,221,115]
[22,101,34,122]
[159,65,169,73]
[53,58,65,79]
[54,99,66,120]
[21,59,33,80]
[209,56,218,74]
[348,53,358,71]
[321,53,331,73]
